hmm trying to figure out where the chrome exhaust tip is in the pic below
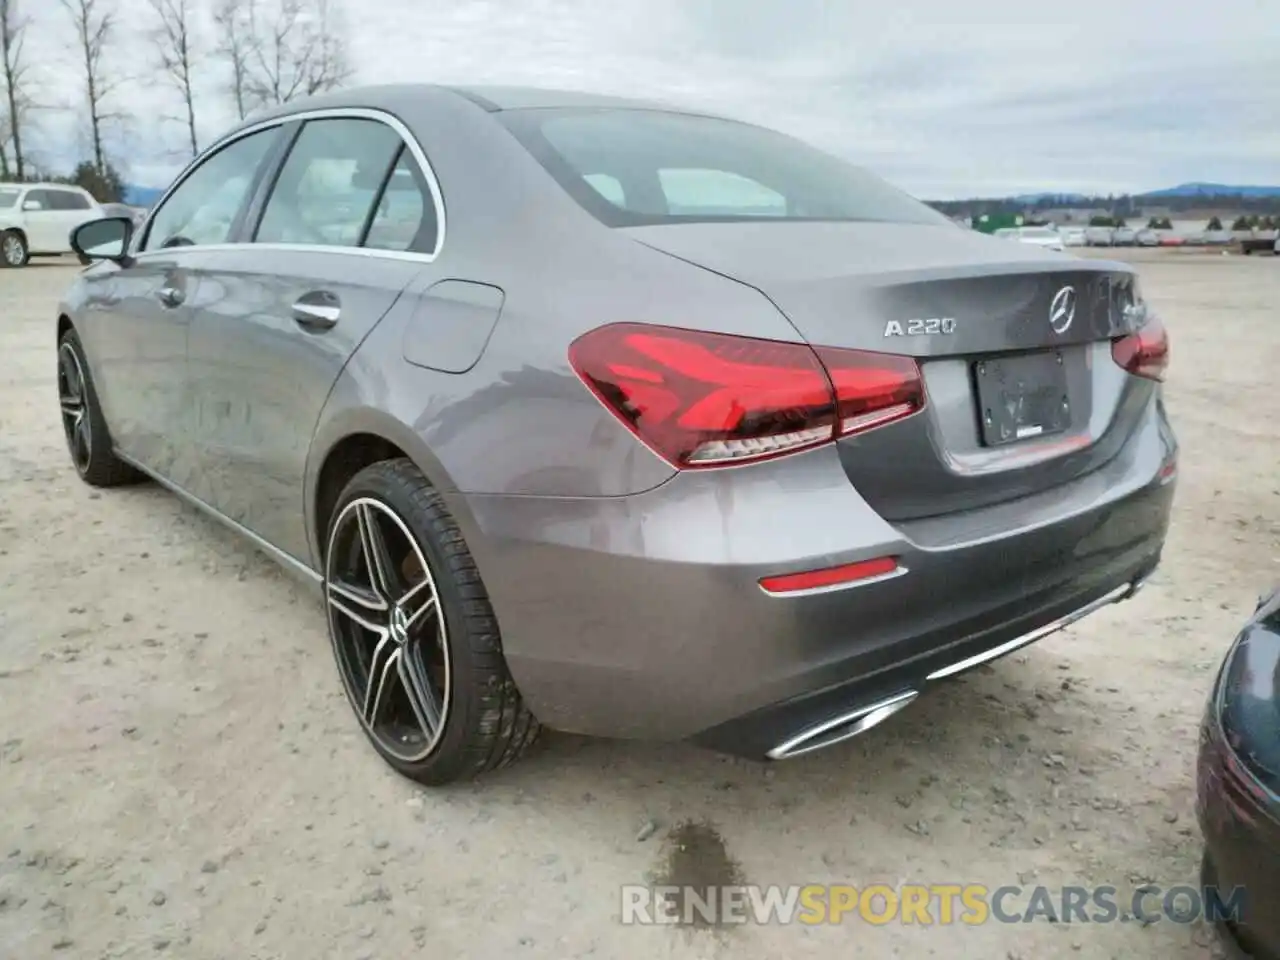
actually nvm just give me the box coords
[767,690,919,761]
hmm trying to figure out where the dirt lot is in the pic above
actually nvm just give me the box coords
[1,249,1277,959]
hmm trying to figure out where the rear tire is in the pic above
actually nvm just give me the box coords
[57,328,143,487]
[1,230,28,268]
[324,458,540,785]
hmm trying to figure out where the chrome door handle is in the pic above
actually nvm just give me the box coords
[292,292,341,331]
[156,286,184,308]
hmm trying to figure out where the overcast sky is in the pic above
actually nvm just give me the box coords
[17,0,1280,198]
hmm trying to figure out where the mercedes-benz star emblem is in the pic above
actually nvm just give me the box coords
[1049,285,1077,335]
[390,606,409,644]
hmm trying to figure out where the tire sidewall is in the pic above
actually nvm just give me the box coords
[327,464,488,782]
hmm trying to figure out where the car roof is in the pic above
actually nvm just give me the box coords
[445,84,709,114]
[237,82,729,132]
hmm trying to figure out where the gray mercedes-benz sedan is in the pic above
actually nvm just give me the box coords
[56,84,1177,784]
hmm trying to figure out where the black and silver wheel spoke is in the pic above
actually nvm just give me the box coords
[327,579,388,632]
[57,344,91,471]
[357,503,400,601]
[400,576,438,630]
[398,642,443,739]
[325,496,452,763]
[362,635,399,725]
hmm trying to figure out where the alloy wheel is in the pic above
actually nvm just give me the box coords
[325,497,451,762]
[57,343,92,474]
[2,234,24,266]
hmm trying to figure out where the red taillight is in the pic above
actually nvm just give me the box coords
[568,323,925,469]
[759,556,902,595]
[1111,315,1169,382]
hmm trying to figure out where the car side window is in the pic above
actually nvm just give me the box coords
[24,189,51,210]
[255,119,405,248]
[46,190,87,211]
[60,191,93,210]
[143,128,278,252]
[362,148,435,253]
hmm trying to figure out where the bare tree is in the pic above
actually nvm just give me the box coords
[1,0,36,178]
[244,0,352,109]
[212,0,252,121]
[60,0,124,176]
[147,0,200,157]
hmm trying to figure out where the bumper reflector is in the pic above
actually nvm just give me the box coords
[759,556,900,595]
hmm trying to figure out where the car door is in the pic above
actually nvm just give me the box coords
[88,125,284,480]
[20,189,62,252]
[184,114,442,562]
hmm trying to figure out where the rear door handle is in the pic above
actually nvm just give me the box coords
[292,291,341,331]
[156,286,184,308]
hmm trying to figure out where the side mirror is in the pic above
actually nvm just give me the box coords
[71,216,135,266]
[22,199,42,211]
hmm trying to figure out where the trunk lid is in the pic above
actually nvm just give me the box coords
[624,221,1155,520]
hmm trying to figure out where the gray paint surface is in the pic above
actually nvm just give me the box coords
[58,84,1176,747]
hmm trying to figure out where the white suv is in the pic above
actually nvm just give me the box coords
[0,182,104,268]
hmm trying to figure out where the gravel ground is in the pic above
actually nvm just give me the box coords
[1,249,1277,959]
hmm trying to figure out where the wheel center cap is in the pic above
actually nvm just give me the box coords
[389,606,410,644]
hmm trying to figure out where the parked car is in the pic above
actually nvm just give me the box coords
[1204,230,1235,246]
[99,202,148,228]
[1198,587,1280,959]
[993,226,1062,250]
[1060,227,1086,247]
[1112,227,1138,246]
[56,85,1178,784]
[1135,229,1160,247]
[998,225,1064,252]
[0,182,103,267]
[1240,234,1280,255]
[1084,226,1114,246]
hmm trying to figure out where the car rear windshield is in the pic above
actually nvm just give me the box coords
[0,188,19,209]
[499,107,950,228]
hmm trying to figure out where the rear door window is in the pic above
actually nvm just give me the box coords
[256,118,403,248]
[55,190,94,210]
[362,148,435,253]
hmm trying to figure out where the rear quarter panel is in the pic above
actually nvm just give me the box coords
[306,91,810,562]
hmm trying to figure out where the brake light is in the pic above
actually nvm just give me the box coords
[1111,315,1169,382]
[568,323,925,469]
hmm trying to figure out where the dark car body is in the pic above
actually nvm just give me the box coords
[1198,588,1280,959]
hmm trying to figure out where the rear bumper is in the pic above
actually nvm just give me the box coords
[699,569,1154,759]
[449,397,1175,748]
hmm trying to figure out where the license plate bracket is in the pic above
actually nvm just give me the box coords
[974,350,1070,447]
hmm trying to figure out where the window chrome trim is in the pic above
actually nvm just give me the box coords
[135,106,447,262]
[131,241,435,265]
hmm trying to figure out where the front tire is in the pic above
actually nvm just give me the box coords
[324,458,540,785]
[1,230,28,268]
[57,329,143,487]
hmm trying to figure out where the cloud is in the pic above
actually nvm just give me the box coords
[13,0,1280,197]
